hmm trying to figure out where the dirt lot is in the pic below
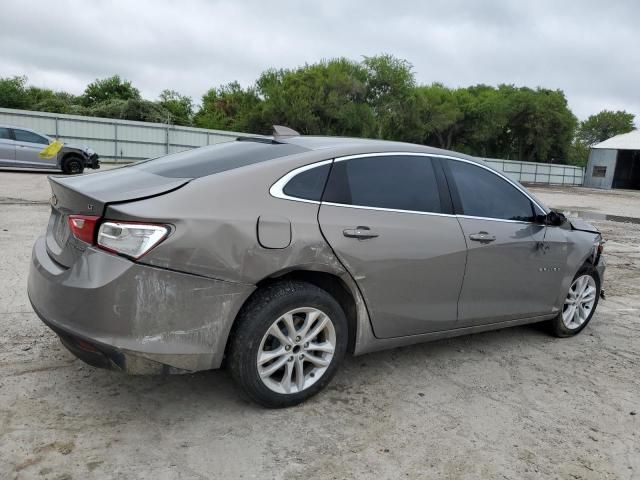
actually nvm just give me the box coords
[1,171,638,480]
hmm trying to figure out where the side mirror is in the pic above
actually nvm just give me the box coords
[545,211,565,226]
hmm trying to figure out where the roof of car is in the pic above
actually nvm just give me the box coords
[277,135,481,164]
[0,124,47,136]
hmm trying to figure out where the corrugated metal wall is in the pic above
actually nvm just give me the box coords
[0,107,260,162]
[583,149,617,189]
[1,107,584,185]
[483,158,584,186]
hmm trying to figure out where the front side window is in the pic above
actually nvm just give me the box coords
[0,127,11,140]
[13,129,49,145]
[323,155,442,213]
[446,159,535,221]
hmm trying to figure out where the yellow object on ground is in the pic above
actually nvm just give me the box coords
[39,140,64,159]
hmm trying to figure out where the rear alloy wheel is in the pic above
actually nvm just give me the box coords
[258,307,336,394]
[62,155,84,175]
[228,281,347,408]
[549,267,600,337]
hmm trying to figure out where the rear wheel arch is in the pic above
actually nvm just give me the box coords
[225,270,359,359]
[226,279,349,406]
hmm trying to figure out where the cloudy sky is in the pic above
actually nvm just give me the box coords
[1,0,638,120]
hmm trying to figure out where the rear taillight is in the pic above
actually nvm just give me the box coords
[68,215,100,244]
[97,221,169,259]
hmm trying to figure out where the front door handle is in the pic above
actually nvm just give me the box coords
[469,231,496,243]
[343,226,379,240]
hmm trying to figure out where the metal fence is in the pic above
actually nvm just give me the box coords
[1,107,584,185]
[0,107,261,163]
[483,157,584,186]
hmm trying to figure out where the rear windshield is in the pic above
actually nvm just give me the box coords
[129,140,307,178]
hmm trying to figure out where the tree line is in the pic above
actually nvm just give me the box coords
[0,55,635,166]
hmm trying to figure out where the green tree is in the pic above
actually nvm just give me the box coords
[568,110,635,166]
[576,110,635,146]
[406,83,465,148]
[501,86,577,163]
[567,141,591,167]
[193,81,264,132]
[26,87,80,114]
[0,76,30,109]
[82,75,140,106]
[158,89,193,126]
[362,54,415,139]
[257,58,375,136]
[86,98,169,123]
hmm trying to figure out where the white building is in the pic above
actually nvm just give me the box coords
[584,130,640,189]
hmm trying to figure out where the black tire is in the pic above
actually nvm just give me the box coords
[62,155,84,175]
[548,266,601,338]
[228,280,348,408]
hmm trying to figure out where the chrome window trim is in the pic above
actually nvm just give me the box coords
[321,201,456,218]
[456,214,537,225]
[321,203,536,225]
[269,158,333,204]
[269,151,547,219]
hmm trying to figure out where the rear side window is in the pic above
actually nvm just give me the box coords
[131,140,307,178]
[446,160,535,221]
[323,155,442,213]
[13,129,49,144]
[0,127,10,140]
[283,163,331,201]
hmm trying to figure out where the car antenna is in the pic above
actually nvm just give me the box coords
[272,125,300,139]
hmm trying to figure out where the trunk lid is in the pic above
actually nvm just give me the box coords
[45,167,190,267]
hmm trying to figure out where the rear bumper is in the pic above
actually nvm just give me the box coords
[28,236,255,373]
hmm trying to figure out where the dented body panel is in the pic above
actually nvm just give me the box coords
[29,237,254,371]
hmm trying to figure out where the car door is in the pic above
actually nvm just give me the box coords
[317,153,468,338]
[12,128,54,168]
[0,127,17,166]
[442,158,563,325]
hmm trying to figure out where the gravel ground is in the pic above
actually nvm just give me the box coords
[0,171,638,480]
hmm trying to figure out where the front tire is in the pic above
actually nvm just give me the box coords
[62,155,84,175]
[228,281,348,408]
[549,266,601,337]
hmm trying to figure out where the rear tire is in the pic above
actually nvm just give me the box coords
[228,281,348,408]
[62,155,84,175]
[548,266,600,337]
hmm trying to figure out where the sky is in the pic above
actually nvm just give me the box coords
[0,0,638,121]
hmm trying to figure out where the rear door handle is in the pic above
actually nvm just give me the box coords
[469,231,496,243]
[343,226,379,239]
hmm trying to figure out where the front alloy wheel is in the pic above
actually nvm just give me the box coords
[549,267,600,337]
[562,274,597,330]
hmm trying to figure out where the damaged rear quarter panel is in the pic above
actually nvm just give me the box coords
[105,153,348,285]
[103,153,360,363]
